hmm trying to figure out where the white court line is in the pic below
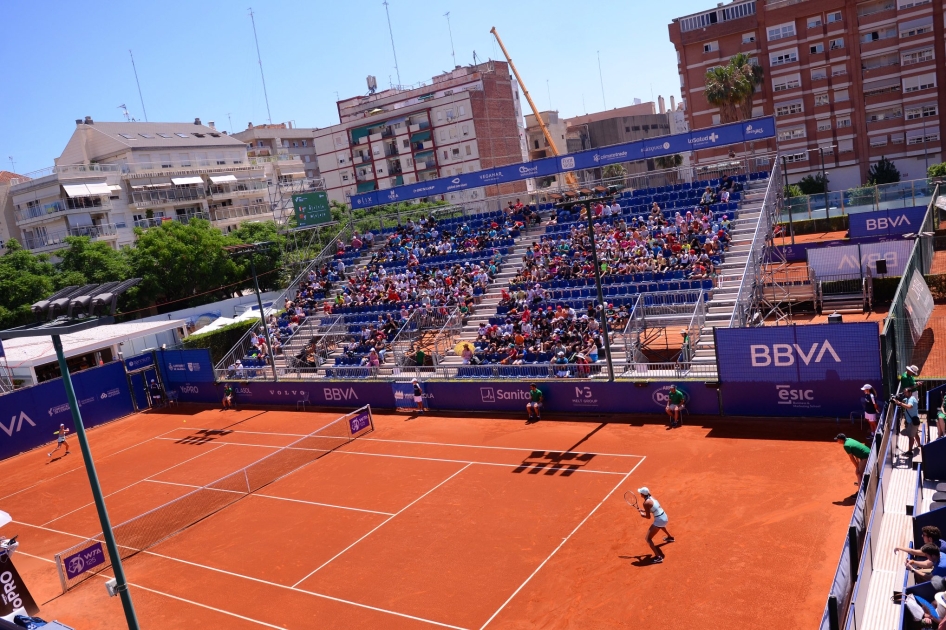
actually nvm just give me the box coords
[360,437,646,459]
[478,456,647,630]
[139,550,469,630]
[144,479,396,516]
[41,444,227,526]
[153,437,629,475]
[0,425,184,503]
[292,462,473,588]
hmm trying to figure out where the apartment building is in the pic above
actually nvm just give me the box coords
[669,0,944,189]
[0,171,23,250]
[6,118,308,254]
[525,111,569,160]
[314,61,528,205]
[233,122,321,182]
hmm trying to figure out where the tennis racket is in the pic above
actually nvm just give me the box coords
[624,491,641,511]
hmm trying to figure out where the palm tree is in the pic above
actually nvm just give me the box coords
[705,53,764,123]
[654,154,684,185]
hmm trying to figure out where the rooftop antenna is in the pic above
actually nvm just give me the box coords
[248,7,273,124]
[473,50,479,65]
[227,112,233,133]
[546,79,552,110]
[117,104,132,121]
[444,12,457,68]
[7,157,14,173]
[597,50,607,110]
[128,50,148,122]
[383,0,402,86]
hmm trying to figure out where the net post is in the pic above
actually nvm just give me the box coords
[54,553,67,594]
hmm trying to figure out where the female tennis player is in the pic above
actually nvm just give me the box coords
[48,424,70,457]
[637,487,673,563]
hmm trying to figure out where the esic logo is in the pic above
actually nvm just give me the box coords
[652,386,690,407]
[865,215,911,231]
[479,387,530,402]
[750,341,841,367]
[560,156,576,169]
[776,385,815,405]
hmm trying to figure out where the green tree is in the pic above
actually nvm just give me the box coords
[928,162,946,179]
[798,173,829,195]
[0,240,58,327]
[868,157,900,185]
[783,184,803,198]
[126,219,241,310]
[705,53,764,123]
[602,163,627,181]
[229,221,287,292]
[57,236,131,285]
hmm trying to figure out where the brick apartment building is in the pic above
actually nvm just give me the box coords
[669,0,944,189]
[313,61,528,205]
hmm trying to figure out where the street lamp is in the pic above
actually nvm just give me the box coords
[2,280,142,630]
[224,242,279,382]
[805,145,836,219]
[781,155,795,245]
[584,205,616,382]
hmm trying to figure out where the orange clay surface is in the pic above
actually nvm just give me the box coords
[0,405,859,629]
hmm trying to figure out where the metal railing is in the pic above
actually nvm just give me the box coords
[210,203,271,222]
[781,177,935,222]
[131,187,206,208]
[430,307,465,366]
[214,221,356,372]
[683,290,708,363]
[22,223,118,250]
[729,159,781,327]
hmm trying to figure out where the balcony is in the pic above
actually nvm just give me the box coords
[207,183,268,200]
[15,196,112,224]
[123,158,264,179]
[133,212,210,231]
[866,115,905,132]
[23,223,118,252]
[130,186,206,209]
[857,2,897,26]
[9,163,122,187]
[862,59,901,79]
[209,203,270,223]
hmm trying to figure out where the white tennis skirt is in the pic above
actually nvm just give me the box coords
[654,513,669,528]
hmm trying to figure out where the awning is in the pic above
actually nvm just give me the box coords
[171,176,204,185]
[282,171,305,178]
[62,183,110,197]
[209,175,237,184]
[108,185,123,192]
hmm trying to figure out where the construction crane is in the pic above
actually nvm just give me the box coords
[490,26,578,189]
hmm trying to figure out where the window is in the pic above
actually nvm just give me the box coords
[785,152,808,163]
[178,153,192,167]
[465,145,472,156]
[742,32,756,44]
[829,38,844,50]
[292,141,298,148]
[442,150,448,160]
[807,16,823,28]
[772,74,801,92]
[406,158,414,167]
[870,136,888,147]
[832,65,847,77]
[775,101,803,117]
[449,127,457,139]
[902,48,933,66]
[827,11,842,23]
[402,139,410,149]
[777,127,806,141]
[810,43,825,54]
[138,133,154,139]
[839,139,854,152]
[302,140,308,147]
[215,152,226,165]
[451,148,460,157]
[898,0,931,7]
[817,119,832,131]
[908,129,940,144]
[900,17,933,38]
[159,153,172,168]
[342,173,349,181]
[303,155,310,163]
[815,93,830,106]
[175,133,189,138]
[533,139,540,149]
[811,67,828,80]
[712,114,722,125]
[459,106,465,116]
[439,130,447,141]
[461,124,469,137]
[767,22,796,41]
[156,133,172,139]
[703,41,719,53]
[835,89,850,102]
[903,72,936,92]
[868,107,903,121]
[770,48,798,66]
[437,111,444,121]
[906,104,938,119]
[119,133,135,139]
[837,116,852,128]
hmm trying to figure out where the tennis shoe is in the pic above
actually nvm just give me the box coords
[663,536,675,542]
[652,556,664,564]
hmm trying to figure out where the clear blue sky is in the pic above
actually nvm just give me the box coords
[1,0,715,175]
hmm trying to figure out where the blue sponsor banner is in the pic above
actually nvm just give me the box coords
[158,348,215,384]
[807,240,913,277]
[348,117,777,208]
[0,361,134,461]
[716,323,883,417]
[124,352,154,372]
[392,382,416,411]
[0,339,5,359]
[848,206,926,239]
[172,379,397,409]
[776,235,901,263]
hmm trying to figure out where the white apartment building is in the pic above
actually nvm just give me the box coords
[7,117,308,254]
[233,122,322,182]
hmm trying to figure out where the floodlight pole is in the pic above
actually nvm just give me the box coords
[249,257,279,382]
[585,208,615,381]
[51,335,140,630]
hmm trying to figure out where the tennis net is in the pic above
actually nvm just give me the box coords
[54,405,374,593]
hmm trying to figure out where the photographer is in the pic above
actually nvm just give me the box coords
[892,386,922,454]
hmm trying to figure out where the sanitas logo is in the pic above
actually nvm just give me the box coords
[480,387,530,402]
[750,341,841,367]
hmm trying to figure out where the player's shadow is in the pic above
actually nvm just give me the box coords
[45,452,69,464]
[512,451,595,476]
[620,552,667,567]
[176,429,233,445]
[833,492,858,506]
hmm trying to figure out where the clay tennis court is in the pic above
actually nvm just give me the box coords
[0,405,857,629]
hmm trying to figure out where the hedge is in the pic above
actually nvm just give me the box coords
[182,319,256,364]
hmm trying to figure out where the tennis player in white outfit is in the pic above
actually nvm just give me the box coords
[638,487,674,563]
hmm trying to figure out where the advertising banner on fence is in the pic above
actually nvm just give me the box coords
[392,382,418,411]
[848,206,926,239]
[904,273,934,343]
[0,361,134,461]
[776,236,899,263]
[715,323,883,417]
[171,379,399,409]
[806,240,913,277]
[348,117,776,208]
[124,352,154,372]
[0,556,39,616]
[158,348,215,383]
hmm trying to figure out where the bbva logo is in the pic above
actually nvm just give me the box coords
[0,412,36,437]
[865,215,911,231]
[323,387,358,401]
[750,341,841,367]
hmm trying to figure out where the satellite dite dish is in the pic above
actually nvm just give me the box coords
[0,511,10,529]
